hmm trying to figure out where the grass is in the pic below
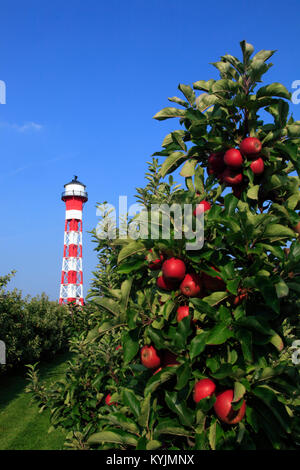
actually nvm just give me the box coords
[0,352,71,450]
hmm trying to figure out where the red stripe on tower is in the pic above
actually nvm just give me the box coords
[59,176,88,306]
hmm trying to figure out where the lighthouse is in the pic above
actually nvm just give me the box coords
[59,176,88,305]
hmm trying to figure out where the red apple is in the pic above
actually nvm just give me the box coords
[176,305,190,322]
[240,137,262,157]
[180,273,202,297]
[208,152,225,174]
[193,378,216,403]
[214,389,246,424]
[105,393,117,406]
[148,249,164,270]
[115,345,122,351]
[162,258,186,282]
[224,149,243,168]
[222,168,243,186]
[193,200,211,217]
[156,275,177,291]
[233,292,247,306]
[141,345,161,369]
[250,157,264,175]
[202,267,225,291]
[293,221,300,235]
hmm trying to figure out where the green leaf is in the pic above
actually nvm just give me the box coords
[226,279,239,296]
[155,418,191,437]
[85,325,102,343]
[262,223,295,239]
[211,364,234,380]
[147,325,169,350]
[180,159,197,177]
[202,291,228,306]
[168,96,189,108]
[269,332,284,352]
[189,332,208,360]
[240,40,254,64]
[249,60,271,82]
[221,54,244,73]
[233,382,246,402]
[168,316,192,350]
[206,323,233,345]
[286,281,300,294]
[255,276,280,313]
[160,151,186,178]
[246,406,260,433]
[206,357,220,373]
[196,93,219,111]
[189,298,216,317]
[256,83,291,100]
[138,393,151,428]
[266,100,289,127]
[164,391,194,427]
[118,241,146,264]
[235,329,253,362]
[212,79,238,94]
[87,429,138,447]
[175,363,191,390]
[153,107,186,121]
[122,329,139,364]
[247,185,260,200]
[92,297,120,316]
[275,279,289,298]
[122,389,141,419]
[178,84,196,106]
[252,49,276,63]
[287,122,300,138]
[208,419,217,450]
[224,193,238,216]
[120,278,133,309]
[286,193,300,210]
[104,412,139,434]
[252,386,291,433]
[171,130,187,151]
[118,259,145,274]
[162,130,185,147]
[136,436,147,450]
[237,316,273,335]
[146,440,162,450]
[193,79,215,92]
[144,366,177,396]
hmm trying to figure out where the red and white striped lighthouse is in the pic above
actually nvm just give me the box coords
[59,176,88,306]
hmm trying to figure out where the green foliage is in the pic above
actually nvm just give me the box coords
[0,273,79,372]
[27,41,300,450]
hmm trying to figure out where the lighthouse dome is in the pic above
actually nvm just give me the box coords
[62,175,88,201]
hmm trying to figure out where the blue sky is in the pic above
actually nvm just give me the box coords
[1,0,300,300]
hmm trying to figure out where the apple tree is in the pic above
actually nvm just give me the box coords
[28,41,300,450]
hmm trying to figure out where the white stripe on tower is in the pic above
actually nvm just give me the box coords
[59,176,88,306]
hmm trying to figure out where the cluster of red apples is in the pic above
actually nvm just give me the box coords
[153,255,224,300]
[141,193,249,422]
[208,137,264,197]
[140,346,246,425]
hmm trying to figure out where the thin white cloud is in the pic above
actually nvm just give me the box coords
[0,121,43,132]
[14,122,43,132]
